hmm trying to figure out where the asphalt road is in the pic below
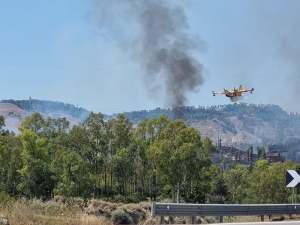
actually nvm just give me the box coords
[212,221,300,225]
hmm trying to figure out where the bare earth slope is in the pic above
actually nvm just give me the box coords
[0,103,30,133]
[0,103,26,116]
[0,103,81,134]
[191,118,262,147]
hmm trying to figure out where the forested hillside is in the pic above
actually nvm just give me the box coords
[109,103,300,149]
[2,99,300,150]
[0,99,91,120]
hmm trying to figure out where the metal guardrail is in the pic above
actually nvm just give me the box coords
[151,202,300,223]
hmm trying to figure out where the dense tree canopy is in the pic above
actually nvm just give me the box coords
[0,112,298,205]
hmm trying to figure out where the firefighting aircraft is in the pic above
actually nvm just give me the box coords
[212,85,254,98]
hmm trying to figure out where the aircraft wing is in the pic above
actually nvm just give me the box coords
[238,88,254,93]
[212,91,226,96]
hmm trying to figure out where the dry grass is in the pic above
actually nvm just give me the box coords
[0,197,157,225]
[1,197,298,224]
[0,103,25,117]
[0,198,112,225]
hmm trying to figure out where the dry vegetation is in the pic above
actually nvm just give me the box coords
[0,103,25,118]
[0,196,155,225]
[0,196,298,224]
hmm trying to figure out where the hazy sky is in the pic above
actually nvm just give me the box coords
[1,0,300,114]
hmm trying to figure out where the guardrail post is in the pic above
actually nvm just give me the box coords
[191,216,195,224]
[260,215,264,221]
[220,216,223,223]
[160,216,164,224]
[151,202,155,217]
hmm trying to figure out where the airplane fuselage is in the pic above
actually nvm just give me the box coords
[225,92,242,98]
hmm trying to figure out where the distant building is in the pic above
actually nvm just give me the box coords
[29,96,38,101]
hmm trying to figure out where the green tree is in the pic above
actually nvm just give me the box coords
[210,168,229,203]
[151,119,201,203]
[0,115,5,134]
[43,117,70,139]
[0,132,22,196]
[111,147,135,196]
[54,152,94,198]
[104,113,133,196]
[132,115,170,201]
[224,164,249,203]
[256,146,266,159]
[19,112,45,134]
[133,118,150,199]
[146,115,171,201]
[81,112,107,197]
[17,129,53,198]
[245,160,299,203]
[185,137,217,203]
[48,131,70,194]
[112,114,133,196]
[246,145,253,163]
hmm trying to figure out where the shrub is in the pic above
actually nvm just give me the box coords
[139,201,151,210]
[112,194,126,203]
[159,184,172,199]
[0,191,13,205]
[126,192,142,203]
[111,209,133,225]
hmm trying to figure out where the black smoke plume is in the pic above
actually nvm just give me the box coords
[88,0,206,119]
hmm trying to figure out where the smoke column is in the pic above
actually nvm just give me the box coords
[88,0,206,118]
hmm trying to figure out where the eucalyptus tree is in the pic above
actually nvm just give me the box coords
[133,118,149,198]
[18,113,72,198]
[18,113,48,197]
[54,151,94,198]
[43,117,70,139]
[111,147,135,196]
[81,112,107,197]
[17,129,52,198]
[112,113,133,150]
[68,125,90,156]
[146,115,171,142]
[111,113,134,196]
[105,118,115,195]
[149,119,201,203]
[224,163,249,203]
[19,112,70,138]
[144,115,171,200]
[184,136,218,203]
[104,113,134,196]
[208,165,229,203]
[46,117,70,193]
[0,115,5,134]
[18,112,45,134]
[0,130,22,196]
[0,118,23,196]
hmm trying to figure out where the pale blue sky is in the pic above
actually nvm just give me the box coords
[1,0,300,114]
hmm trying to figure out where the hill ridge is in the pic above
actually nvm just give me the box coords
[1,99,300,152]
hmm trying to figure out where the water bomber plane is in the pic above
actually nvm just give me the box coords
[212,85,254,99]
